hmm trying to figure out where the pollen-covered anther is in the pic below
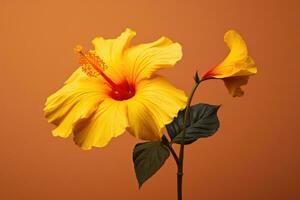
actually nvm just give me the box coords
[79,51,108,77]
[74,45,83,53]
[81,65,99,78]
[74,45,108,77]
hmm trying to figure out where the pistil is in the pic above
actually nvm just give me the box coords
[74,45,135,100]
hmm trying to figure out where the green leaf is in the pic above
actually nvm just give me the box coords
[133,141,170,188]
[166,103,221,144]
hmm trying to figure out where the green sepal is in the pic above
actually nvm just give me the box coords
[193,71,201,83]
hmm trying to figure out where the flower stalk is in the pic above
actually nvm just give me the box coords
[162,135,179,165]
[177,76,201,200]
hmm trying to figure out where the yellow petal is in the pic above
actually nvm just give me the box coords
[44,76,109,138]
[205,30,257,79]
[126,99,161,140]
[221,30,248,67]
[64,67,89,84]
[92,28,136,82]
[124,37,182,83]
[73,98,128,150]
[126,76,187,140]
[223,76,250,97]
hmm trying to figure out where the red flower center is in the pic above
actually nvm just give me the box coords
[110,81,136,101]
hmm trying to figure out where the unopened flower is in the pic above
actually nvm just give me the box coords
[202,30,257,97]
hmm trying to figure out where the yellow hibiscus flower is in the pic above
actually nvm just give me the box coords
[202,30,258,97]
[44,28,187,150]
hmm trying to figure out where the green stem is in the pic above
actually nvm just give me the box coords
[177,80,201,200]
[162,135,179,165]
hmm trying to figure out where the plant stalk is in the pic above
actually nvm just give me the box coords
[177,80,201,200]
[162,135,179,165]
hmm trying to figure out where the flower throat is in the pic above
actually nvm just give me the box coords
[74,45,135,101]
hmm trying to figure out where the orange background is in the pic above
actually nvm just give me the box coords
[1,0,299,199]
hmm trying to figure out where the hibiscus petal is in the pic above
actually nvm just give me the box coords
[209,30,257,79]
[64,67,89,84]
[124,37,182,83]
[73,99,128,150]
[223,76,250,97]
[44,76,109,138]
[232,56,257,76]
[221,30,248,66]
[92,28,136,82]
[126,76,187,140]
